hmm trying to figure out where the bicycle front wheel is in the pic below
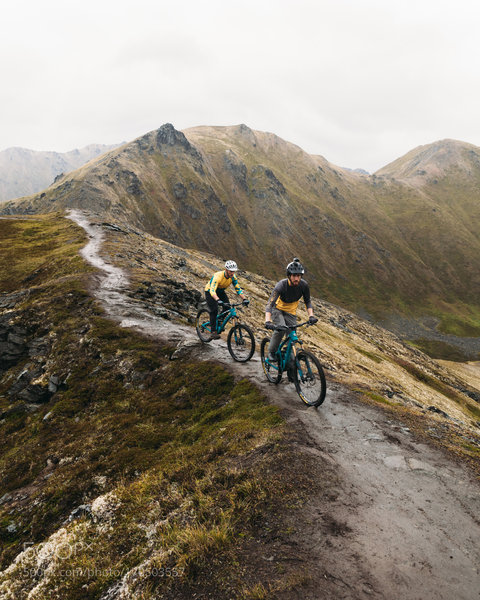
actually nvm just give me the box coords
[260,337,282,383]
[294,350,326,407]
[227,324,255,362]
[196,308,213,343]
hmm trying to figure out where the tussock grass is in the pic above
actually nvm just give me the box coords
[0,215,89,293]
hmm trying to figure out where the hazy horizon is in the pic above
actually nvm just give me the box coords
[2,0,480,172]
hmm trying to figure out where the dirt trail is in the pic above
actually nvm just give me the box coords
[69,210,480,600]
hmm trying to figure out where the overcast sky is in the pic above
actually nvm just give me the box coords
[1,0,479,172]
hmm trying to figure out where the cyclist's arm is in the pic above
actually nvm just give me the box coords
[265,286,281,322]
[303,282,314,317]
[207,273,220,301]
[232,274,246,300]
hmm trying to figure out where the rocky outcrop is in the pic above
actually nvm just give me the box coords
[129,280,201,322]
[173,182,187,200]
[155,123,204,169]
[0,320,28,372]
[115,169,144,197]
[224,150,248,191]
[249,165,288,203]
[0,310,62,412]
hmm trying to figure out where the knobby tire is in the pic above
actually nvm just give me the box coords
[260,337,282,384]
[196,308,213,343]
[294,350,326,407]
[227,324,255,362]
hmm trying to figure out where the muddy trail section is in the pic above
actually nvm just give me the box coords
[69,210,480,600]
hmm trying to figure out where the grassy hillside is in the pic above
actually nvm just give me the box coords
[0,215,331,599]
[1,126,480,344]
[1,213,479,598]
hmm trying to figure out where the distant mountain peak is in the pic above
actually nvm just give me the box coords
[0,142,121,202]
[376,139,480,182]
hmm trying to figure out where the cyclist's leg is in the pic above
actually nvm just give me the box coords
[283,313,297,368]
[205,291,218,331]
[216,289,230,326]
[268,308,287,359]
[217,289,229,308]
[280,313,297,378]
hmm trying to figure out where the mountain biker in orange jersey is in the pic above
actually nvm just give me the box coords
[265,258,317,361]
[205,260,249,339]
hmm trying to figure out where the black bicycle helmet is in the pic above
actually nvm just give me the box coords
[286,257,305,275]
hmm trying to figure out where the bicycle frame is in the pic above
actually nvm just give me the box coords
[212,300,248,334]
[261,320,326,406]
[266,322,309,373]
[216,305,237,333]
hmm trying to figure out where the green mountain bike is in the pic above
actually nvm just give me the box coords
[196,300,256,362]
[260,322,326,407]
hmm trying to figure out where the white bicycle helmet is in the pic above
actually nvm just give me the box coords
[224,260,238,272]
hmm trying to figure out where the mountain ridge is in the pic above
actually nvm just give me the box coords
[1,124,480,355]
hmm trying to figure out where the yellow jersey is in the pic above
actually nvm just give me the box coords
[205,271,243,295]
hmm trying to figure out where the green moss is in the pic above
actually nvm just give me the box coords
[51,397,87,417]
[353,346,383,363]
[359,390,394,406]
[465,402,480,420]
[407,339,473,362]
[0,214,89,294]
[437,313,480,337]
[461,441,480,455]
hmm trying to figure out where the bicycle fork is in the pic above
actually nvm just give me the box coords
[295,351,313,382]
[232,319,245,346]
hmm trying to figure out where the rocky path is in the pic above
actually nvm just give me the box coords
[69,210,480,600]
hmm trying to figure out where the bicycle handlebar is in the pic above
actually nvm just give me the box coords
[267,321,311,332]
[218,300,249,308]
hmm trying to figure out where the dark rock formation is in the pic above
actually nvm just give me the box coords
[173,182,187,200]
[131,279,201,322]
[250,165,287,202]
[224,151,248,191]
[0,322,28,371]
[155,123,204,169]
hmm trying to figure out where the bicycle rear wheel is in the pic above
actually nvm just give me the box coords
[260,337,282,383]
[227,324,255,362]
[294,350,326,407]
[196,308,213,343]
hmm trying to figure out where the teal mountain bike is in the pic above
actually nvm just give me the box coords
[260,322,326,407]
[196,300,256,362]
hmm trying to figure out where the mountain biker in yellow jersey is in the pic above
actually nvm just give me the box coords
[205,260,249,339]
[265,258,318,364]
